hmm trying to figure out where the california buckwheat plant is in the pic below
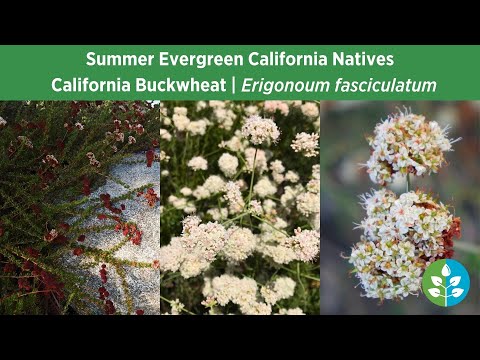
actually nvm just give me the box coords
[160,100,320,315]
[0,101,160,315]
[348,110,462,301]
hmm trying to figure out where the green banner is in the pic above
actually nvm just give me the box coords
[0,45,478,99]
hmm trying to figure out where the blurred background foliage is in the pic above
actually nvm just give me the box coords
[321,101,480,314]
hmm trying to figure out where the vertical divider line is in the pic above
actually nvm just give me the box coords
[158,99,162,315]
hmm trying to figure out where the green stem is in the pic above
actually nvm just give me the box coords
[182,132,189,170]
[161,272,181,283]
[266,195,282,202]
[222,212,248,226]
[280,266,320,282]
[406,173,411,192]
[297,263,308,310]
[246,148,257,209]
[204,148,222,158]
[252,215,289,237]
[160,295,195,315]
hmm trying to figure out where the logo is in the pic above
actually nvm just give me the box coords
[422,259,470,307]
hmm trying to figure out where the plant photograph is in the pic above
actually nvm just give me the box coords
[160,100,320,315]
[321,101,480,314]
[0,101,160,315]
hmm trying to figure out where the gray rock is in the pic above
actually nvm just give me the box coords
[62,152,159,315]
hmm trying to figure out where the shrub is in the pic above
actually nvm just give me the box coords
[0,101,159,314]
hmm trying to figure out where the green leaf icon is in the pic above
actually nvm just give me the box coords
[423,259,470,307]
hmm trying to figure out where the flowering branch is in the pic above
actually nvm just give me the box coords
[348,110,462,301]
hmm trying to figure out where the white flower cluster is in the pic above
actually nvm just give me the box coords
[160,101,320,314]
[0,116,7,127]
[244,105,258,116]
[159,216,227,278]
[260,277,296,305]
[218,153,238,178]
[264,100,289,116]
[187,118,208,136]
[173,106,190,131]
[253,176,277,198]
[159,216,262,278]
[256,221,320,264]
[270,160,285,184]
[349,189,458,300]
[203,275,299,315]
[301,102,319,118]
[222,226,257,261]
[277,307,305,315]
[160,128,172,141]
[291,132,319,157]
[207,208,229,221]
[364,110,460,185]
[223,181,245,214]
[285,170,300,183]
[168,174,227,212]
[159,151,170,163]
[284,228,321,262]
[279,164,320,228]
[187,156,208,171]
[241,115,280,145]
[210,101,236,131]
[296,191,320,217]
[219,130,248,152]
[249,200,263,216]
[163,299,185,315]
[203,175,226,194]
